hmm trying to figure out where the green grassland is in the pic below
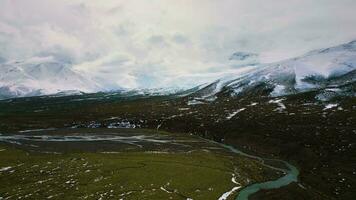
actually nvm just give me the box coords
[0,129,280,200]
[0,146,273,200]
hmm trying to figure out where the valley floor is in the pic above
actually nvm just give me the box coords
[0,129,280,200]
[0,91,355,199]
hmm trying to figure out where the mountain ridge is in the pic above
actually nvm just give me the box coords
[0,40,355,100]
[187,40,356,102]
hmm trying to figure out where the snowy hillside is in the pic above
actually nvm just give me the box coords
[189,40,356,101]
[0,56,106,99]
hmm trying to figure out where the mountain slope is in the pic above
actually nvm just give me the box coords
[189,40,356,101]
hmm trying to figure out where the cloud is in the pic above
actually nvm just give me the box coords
[0,0,356,89]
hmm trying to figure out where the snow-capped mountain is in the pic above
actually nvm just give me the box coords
[1,40,355,101]
[0,56,106,99]
[189,40,356,101]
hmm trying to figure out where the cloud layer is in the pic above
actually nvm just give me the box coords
[1,0,356,89]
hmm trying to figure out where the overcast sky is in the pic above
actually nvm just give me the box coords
[1,0,356,89]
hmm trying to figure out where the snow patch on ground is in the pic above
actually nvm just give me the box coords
[325,88,342,92]
[226,108,246,120]
[269,98,286,112]
[218,174,241,200]
[0,166,12,172]
[231,174,239,184]
[218,186,241,200]
[249,102,258,106]
[187,99,205,106]
[160,187,172,193]
[323,103,339,110]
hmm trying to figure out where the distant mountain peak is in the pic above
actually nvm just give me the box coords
[228,52,260,68]
[0,56,107,99]
[229,52,258,61]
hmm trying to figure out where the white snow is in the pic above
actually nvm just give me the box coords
[325,88,341,92]
[218,186,241,200]
[324,103,339,110]
[160,187,172,193]
[178,108,190,111]
[270,85,286,97]
[187,99,205,105]
[231,174,239,184]
[0,166,12,172]
[269,99,286,112]
[218,174,241,200]
[226,108,246,120]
